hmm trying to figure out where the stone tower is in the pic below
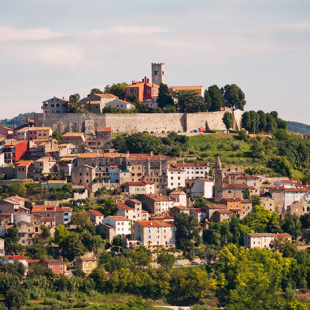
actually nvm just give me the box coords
[151,63,165,85]
[214,156,223,202]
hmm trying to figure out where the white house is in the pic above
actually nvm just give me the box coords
[175,162,210,180]
[109,166,120,183]
[190,208,207,223]
[14,212,31,225]
[191,178,214,199]
[102,216,132,237]
[243,233,292,249]
[167,167,187,189]
[169,191,187,207]
[285,187,308,209]
[273,179,298,188]
[0,153,4,167]
[0,239,4,256]
[106,99,135,110]
[1,253,28,267]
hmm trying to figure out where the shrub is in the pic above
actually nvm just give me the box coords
[224,145,233,151]
[68,298,75,304]
[217,143,224,150]
[44,298,59,306]
[236,152,243,157]
[232,142,241,151]
[216,152,224,157]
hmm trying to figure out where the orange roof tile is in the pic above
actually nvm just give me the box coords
[15,160,33,167]
[62,132,84,137]
[108,216,131,221]
[137,221,173,227]
[116,203,134,210]
[89,209,104,216]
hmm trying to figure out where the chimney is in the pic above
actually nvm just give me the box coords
[150,151,153,156]
[63,97,64,99]
[147,78,149,83]
[150,221,152,225]
[127,150,129,155]
[144,76,147,84]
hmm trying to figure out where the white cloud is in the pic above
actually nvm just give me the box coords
[0,26,65,41]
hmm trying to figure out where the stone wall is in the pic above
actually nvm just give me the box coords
[35,110,240,134]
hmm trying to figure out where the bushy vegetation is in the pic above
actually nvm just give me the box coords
[287,120,310,134]
[0,112,34,128]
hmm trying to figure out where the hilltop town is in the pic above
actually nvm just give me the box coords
[1,63,310,309]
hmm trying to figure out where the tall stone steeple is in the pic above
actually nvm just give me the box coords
[214,156,223,201]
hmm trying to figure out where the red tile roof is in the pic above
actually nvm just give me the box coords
[15,160,33,167]
[5,254,26,260]
[42,217,55,221]
[116,203,134,210]
[108,216,131,221]
[89,210,104,216]
[137,221,173,227]
[127,182,145,186]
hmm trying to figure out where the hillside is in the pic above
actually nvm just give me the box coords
[0,112,34,128]
[287,120,310,134]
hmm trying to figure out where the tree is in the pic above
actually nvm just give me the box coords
[222,112,233,132]
[72,268,86,278]
[54,225,70,245]
[61,233,87,261]
[52,131,62,144]
[126,94,139,105]
[241,111,252,132]
[157,83,174,109]
[266,113,277,134]
[41,225,51,239]
[243,189,250,200]
[106,82,128,100]
[257,110,267,133]
[223,84,246,111]
[208,85,225,112]
[90,88,103,94]
[0,260,25,280]
[70,212,94,233]
[204,90,212,111]
[282,213,302,240]
[170,90,205,113]
[69,93,80,103]
[249,110,260,134]
[174,213,202,245]
[89,267,108,291]
[4,227,24,255]
[300,213,310,229]
[5,289,25,309]
[251,195,261,208]
[156,252,176,268]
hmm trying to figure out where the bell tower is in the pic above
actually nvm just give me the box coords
[214,156,223,202]
[151,63,165,85]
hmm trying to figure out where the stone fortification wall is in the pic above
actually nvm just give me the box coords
[186,111,227,131]
[34,110,237,134]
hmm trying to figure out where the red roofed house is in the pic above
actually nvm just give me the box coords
[169,191,187,207]
[132,220,175,247]
[31,205,72,226]
[1,253,28,267]
[190,208,207,223]
[15,160,33,179]
[125,181,155,194]
[175,162,210,179]
[89,209,104,225]
[102,216,132,237]
[42,259,66,275]
[125,77,159,103]
[0,126,13,137]
[1,140,28,164]
[138,194,174,215]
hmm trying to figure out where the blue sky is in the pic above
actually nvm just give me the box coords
[0,0,310,123]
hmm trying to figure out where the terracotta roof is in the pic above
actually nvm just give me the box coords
[143,194,173,201]
[285,188,308,192]
[78,257,98,261]
[78,153,103,158]
[5,254,26,260]
[203,204,226,209]
[230,208,241,211]
[62,132,84,137]
[241,199,252,203]
[44,260,64,264]
[1,213,12,216]
[274,233,292,237]
[172,206,189,210]
[97,127,111,132]
[191,208,205,213]
[127,182,145,186]
[29,127,52,131]
[215,210,232,214]
[42,217,55,221]
[108,216,131,221]
[169,86,203,92]
[127,154,167,161]
[168,167,184,172]
[170,191,186,195]
[153,215,174,220]
[0,126,13,131]
[2,141,26,148]
[6,225,14,229]
[127,199,142,204]
[93,93,118,98]
[247,233,275,237]
[175,163,208,167]
[89,210,104,216]
[27,260,40,263]
[11,196,29,201]
[137,221,173,227]
[116,203,134,210]
[279,180,295,184]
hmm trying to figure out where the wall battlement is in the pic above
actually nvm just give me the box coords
[34,110,241,134]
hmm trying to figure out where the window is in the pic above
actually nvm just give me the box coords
[127,89,130,93]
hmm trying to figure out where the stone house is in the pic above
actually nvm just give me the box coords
[106,99,135,110]
[115,201,147,223]
[240,200,252,218]
[169,191,187,207]
[201,204,227,220]
[0,196,31,213]
[269,186,285,212]
[0,213,13,225]
[125,181,155,194]
[14,212,31,225]
[132,220,175,247]
[82,93,118,111]
[42,96,70,114]
[84,127,112,151]
[98,223,116,242]
[16,221,34,246]
[138,194,174,215]
[15,160,33,179]
[190,208,207,223]
[260,197,277,212]
[32,157,57,181]
[286,202,310,217]
[169,206,190,217]
[31,213,43,234]
[74,257,98,275]
[31,205,72,226]
[89,210,104,225]
[61,133,85,152]
[210,210,232,222]
[222,165,244,174]
[42,259,66,275]
[221,183,256,200]
[126,154,168,193]
[71,164,96,187]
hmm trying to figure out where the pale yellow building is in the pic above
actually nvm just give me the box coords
[75,257,98,275]
[28,127,53,140]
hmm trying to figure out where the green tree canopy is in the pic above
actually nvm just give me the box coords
[157,83,174,109]
[223,84,246,111]
[222,112,233,132]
